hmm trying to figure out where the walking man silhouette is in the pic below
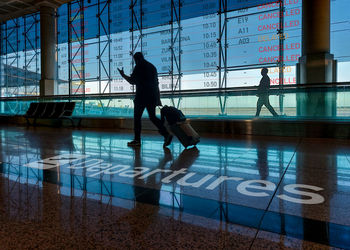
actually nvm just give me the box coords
[255,67,279,117]
[118,52,172,147]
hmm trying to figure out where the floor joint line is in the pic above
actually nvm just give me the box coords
[248,138,302,249]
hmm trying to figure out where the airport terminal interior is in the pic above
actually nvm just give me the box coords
[0,0,350,249]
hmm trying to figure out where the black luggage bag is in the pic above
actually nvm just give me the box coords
[161,105,200,148]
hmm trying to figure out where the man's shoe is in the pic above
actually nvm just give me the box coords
[127,140,141,147]
[163,134,173,147]
[163,147,173,162]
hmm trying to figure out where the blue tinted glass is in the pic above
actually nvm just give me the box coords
[111,0,131,33]
[143,0,172,28]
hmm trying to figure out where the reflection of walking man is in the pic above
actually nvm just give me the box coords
[255,68,278,117]
[256,141,269,180]
[118,52,172,147]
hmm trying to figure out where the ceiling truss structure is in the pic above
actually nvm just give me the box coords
[0,0,73,22]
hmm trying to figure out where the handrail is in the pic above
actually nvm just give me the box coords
[0,81,350,101]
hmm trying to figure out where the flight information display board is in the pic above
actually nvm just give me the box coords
[226,0,302,87]
[54,0,350,95]
[108,0,302,92]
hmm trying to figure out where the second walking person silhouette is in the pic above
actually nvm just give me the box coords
[255,67,279,117]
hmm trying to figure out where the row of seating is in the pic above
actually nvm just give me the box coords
[24,102,76,127]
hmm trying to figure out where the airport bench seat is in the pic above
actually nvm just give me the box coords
[24,102,76,127]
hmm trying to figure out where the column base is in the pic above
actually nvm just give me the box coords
[296,53,337,117]
[40,79,57,97]
[297,53,337,84]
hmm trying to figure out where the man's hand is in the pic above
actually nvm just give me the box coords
[118,67,125,77]
[118,67,133,84]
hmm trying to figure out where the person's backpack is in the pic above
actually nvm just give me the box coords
[160,105,186,125]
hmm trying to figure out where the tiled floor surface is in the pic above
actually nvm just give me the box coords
[0,125,348,249]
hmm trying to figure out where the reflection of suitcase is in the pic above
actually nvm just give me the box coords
[170,120,200,148]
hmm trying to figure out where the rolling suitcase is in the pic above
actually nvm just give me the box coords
[169,120,200,148]
[161,105,200,148]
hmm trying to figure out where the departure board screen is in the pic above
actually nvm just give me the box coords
[107,0,302,92]
[54,0,350,95]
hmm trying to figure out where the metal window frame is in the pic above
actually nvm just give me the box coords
[64,0,287,116]
[23,13,40,96]
[278,0,285,114]
[67,0,112,112]
[170,0,182,93]
[97,0,112,95]
[68,0,86,97]
[0,0,293,115]
[218,0,228,115]
[217,0,286,115]
[5,18,20,97]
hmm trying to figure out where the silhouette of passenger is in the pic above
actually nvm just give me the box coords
[118,147,172,237]
[133,147,172,206]
[170,147,199,172]
[256,141,269,180]
[118,52,172,147]
[255,68,278,117]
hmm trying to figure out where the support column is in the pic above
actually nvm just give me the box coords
[40,5,57,97]
[296,0,337,117]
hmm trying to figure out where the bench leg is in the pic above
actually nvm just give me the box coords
[70,118,75,128]
[64,117,75,128]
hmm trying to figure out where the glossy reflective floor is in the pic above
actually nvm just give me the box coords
[0,125,349,249]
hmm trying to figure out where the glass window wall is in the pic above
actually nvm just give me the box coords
[0,13,40,97]
[1,0,350,118]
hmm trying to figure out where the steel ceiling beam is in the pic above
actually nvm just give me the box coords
[0,0,73,22]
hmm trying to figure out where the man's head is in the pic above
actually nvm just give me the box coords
[133,52,144,64]
[261,67,268,76]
